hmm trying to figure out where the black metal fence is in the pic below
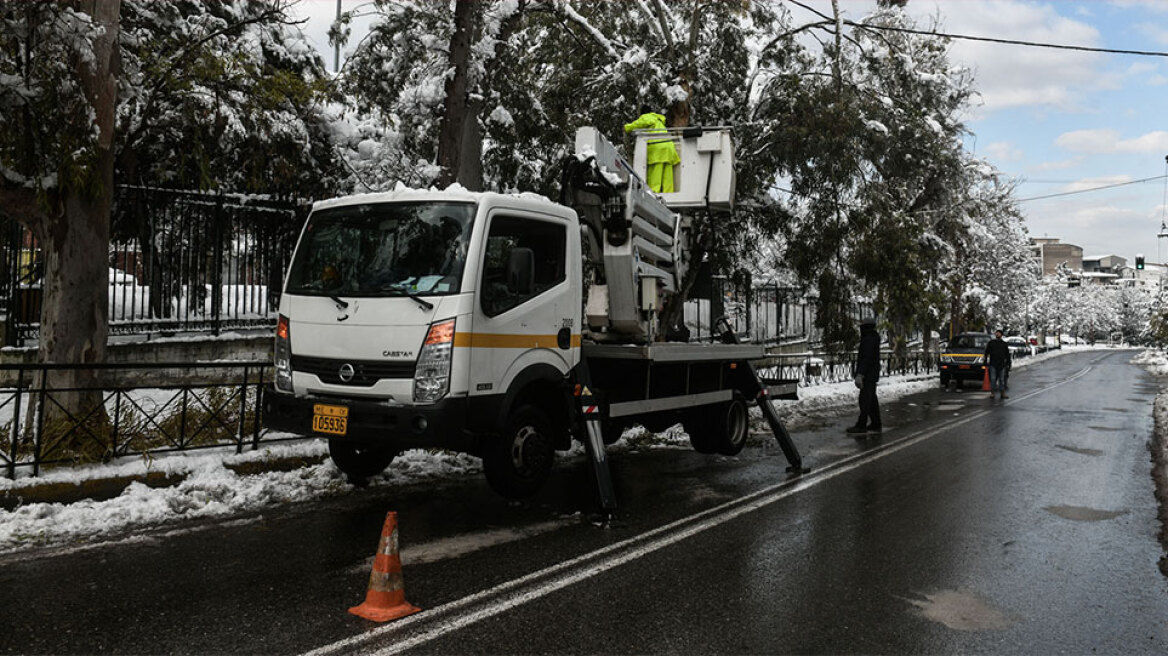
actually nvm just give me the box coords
[0,186,307,346]
[0,361,290,479]
[0,351,946,479]
[685,278,875,345]
[756,350,939,385]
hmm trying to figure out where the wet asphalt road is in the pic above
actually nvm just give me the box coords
[1,349,1165,654]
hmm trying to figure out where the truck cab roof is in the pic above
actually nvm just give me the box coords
[311,185,573,219]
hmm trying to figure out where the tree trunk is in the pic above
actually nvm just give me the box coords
[30,0,120,462]
[436,0,476,187]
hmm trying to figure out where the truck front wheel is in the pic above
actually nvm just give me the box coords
[328,439,397,483]
[483,404,555,499]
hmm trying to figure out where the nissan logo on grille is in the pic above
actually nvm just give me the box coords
[338,363,355,383]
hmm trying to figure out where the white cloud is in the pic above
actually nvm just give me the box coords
[1055,129,1168,154]
[909,1,1109,113]
[1063,176,1133,193]
[984,141,1023,162]
[1025,202,1152,258]
[1033,157,1084,171]
[1111,0,1168,14]
[1135,21,1168,45]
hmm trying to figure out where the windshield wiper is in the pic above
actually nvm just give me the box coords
[382,289,434,311]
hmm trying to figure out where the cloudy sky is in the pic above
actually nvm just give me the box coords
[291,0,1168,265]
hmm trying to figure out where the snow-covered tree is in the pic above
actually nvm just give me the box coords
[117,0,341,196]
[0,1,121,446]
[0,0,337,458]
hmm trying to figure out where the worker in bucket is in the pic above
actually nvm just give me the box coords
[624,104,681,193]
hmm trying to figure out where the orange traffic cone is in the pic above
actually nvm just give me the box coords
[981,367,991,391]
[349,511,421,622]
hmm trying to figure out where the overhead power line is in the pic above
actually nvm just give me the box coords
[845,21,1168,58]
[1017,175,1168,202]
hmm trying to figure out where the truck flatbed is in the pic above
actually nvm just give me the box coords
[582,342,766,362]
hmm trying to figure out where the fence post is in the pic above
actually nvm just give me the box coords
[211,195,225,337]
[2,221,19,347]
[711,275,725,343]
[32,366,46,477]
[251,367,265,451]
[236,366,249,454]
[6,367,24,479]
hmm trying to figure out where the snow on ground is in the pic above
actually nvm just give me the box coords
[0,345,1117,553]
[1132,348,1168,376]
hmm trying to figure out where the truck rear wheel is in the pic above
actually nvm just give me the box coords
[684,410,718,454]
[712,394,750,456]
[328,439,397,482]
[685,395,749,456]
[483,404,555,499]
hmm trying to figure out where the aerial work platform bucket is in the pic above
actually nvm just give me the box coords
[630,126,736,212]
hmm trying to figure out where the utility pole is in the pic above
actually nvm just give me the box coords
[334,0,342,73]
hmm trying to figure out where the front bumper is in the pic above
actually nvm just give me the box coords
[261,385,478,453]
[939,362,985,380]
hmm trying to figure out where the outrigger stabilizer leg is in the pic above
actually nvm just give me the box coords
[753,378,810,474]
[571,364,618,516]
[715,317,809,475]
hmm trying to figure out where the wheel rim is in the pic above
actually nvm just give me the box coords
[727,402,747,446]
[509,424,548,477]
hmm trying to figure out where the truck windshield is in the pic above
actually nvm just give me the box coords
[284,202,475,297]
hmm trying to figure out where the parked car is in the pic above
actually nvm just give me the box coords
[1005,335,1033,358]
[939,332,993,389]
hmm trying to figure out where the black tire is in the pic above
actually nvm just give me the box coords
[711,394,750,456]
[328,439,397,482]
[940,373,950,388]
[683,410,719,454]
[483,404,555,499]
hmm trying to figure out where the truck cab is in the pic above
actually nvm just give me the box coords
[263,188,583,495]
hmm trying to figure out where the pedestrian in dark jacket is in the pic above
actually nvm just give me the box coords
[984,329,1012,400]
[848,316,882,436]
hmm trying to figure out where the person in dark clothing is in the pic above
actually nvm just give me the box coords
[847,316,882,436]
[984,329,1012,400]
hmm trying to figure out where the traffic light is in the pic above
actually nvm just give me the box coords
[1136,254,1145,270]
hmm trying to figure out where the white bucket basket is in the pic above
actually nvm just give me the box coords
[631,127,736,212]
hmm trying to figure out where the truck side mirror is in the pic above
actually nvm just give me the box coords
[507,247,534,295]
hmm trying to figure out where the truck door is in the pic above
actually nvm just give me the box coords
[467,210,577,401]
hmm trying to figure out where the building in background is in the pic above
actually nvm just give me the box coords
[1031,237,1083,277]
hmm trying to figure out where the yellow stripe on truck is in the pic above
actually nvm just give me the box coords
[452,333,581,348]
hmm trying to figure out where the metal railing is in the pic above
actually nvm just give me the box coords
[0,361,289,479]
[683,279,877,346]
[0,186,306,346]
[755,351,940,385]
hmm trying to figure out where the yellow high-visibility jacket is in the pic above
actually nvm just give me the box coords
[623,112,681,166]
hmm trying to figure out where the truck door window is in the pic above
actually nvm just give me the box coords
[481,215,566,317]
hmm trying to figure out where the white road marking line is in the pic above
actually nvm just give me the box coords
[302,364,1095,656]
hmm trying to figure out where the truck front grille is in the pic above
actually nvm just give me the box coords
[291,355,415,386]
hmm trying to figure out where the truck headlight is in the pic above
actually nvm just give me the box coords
[974,355,984,364]
[414,319,455,404]
[939,355,954,364]
[275,314,293,392]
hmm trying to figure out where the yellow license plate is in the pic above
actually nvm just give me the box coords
[312,404,349,435]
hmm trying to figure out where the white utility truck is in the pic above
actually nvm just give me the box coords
[262,126,804,510]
